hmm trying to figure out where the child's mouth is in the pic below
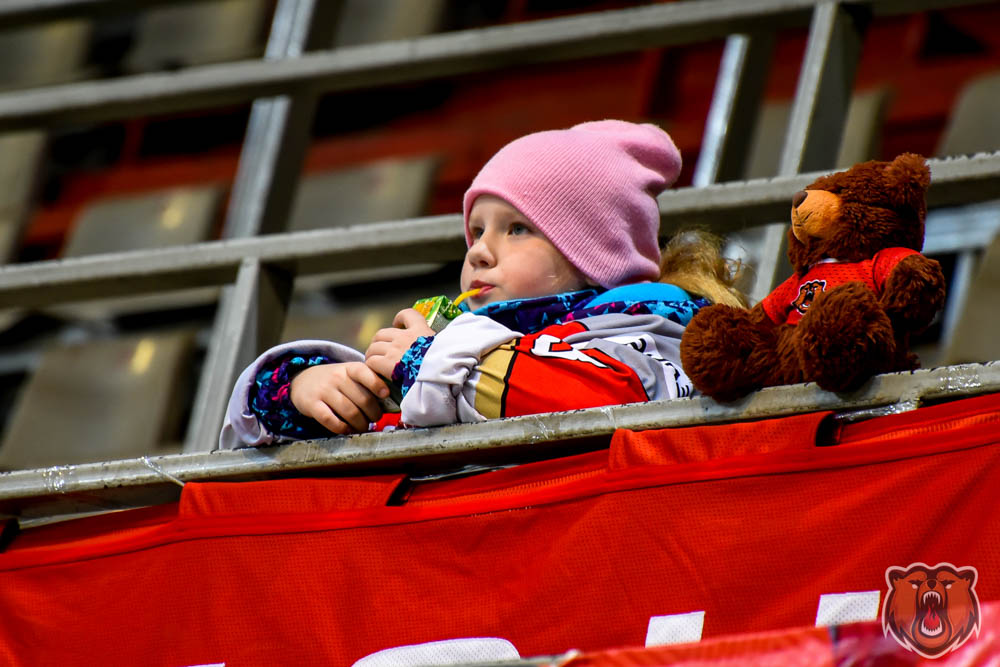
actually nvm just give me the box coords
[468,284,493,297]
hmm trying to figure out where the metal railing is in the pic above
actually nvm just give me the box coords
[3,360,999,522]
[1,0,999,523]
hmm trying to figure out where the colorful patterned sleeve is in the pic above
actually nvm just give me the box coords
[563,297,709,326]
[249,352,336,440]
[391,335,434,399]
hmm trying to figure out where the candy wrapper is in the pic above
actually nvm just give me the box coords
[380,288,481,412]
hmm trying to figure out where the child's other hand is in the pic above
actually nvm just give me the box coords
[365,308,436,378]
[289,362,389,434]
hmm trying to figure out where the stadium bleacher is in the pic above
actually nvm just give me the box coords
[0,1,999,664]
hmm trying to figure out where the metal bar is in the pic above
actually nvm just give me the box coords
[924,203,1000,255]
[939,249,978,351]
[187,0,339,452]
[779,2,867,175]
[3,0,986,133]
[0,0,986,31]
[692,32,774,186]
[3,360,999,521]
[0,1,988,133]
[0,0,824,131]
[659,152,1000,234]
[0,215,466,307]
[1,153,998,307]
[184,258,293,453]
[222,0,341,238]
[220,96,311,236]
[748,1,868,302]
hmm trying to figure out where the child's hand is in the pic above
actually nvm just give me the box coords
[365,308,436,378]
[289,362,389,434]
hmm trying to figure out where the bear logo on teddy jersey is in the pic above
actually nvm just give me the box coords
[790,279,827,315]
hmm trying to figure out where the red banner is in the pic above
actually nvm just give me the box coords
[567,601,1000,666]
[1,394,999,666]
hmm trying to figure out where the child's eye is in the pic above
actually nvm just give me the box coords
[469,226,484,240]
[509,222,530,236]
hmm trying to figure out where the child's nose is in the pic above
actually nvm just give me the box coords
[467,236,496,266]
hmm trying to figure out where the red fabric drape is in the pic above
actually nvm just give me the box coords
[1,394,998,666]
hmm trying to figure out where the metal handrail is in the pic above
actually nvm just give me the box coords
[1,0,993,131]
[3,360,998,523]
[0,0,817,130]
[1,153,997,308]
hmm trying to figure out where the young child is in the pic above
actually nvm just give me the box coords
[219,120,742,449]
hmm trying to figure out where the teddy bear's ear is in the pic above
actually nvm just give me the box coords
[884,153,930,216]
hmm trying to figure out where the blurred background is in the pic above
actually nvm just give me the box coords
[0,0,999,469]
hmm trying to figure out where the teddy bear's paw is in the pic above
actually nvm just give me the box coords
[796,282,896,393]
[881,254,947,332]
[680,305,777,402]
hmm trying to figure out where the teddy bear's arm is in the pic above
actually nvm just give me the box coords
[880,254,946,333]
[680,302,786,402]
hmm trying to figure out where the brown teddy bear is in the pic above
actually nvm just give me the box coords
[680,153,946,402]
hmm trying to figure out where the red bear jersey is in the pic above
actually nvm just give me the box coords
[762,247,917,325]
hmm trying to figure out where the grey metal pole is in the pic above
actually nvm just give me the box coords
[221,0,341,238]
[750,1,867,303]
[183,0,339,452]
[184,257,293,453]
[691,32,774,187]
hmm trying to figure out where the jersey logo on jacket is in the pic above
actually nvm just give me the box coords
[791,279,826,315]
[531,334,609,368]
[472,322,648,420]
[606,333,692,399]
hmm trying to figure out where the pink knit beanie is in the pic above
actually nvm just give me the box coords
[463,119,682,289]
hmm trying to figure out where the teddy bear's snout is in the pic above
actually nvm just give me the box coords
[792,190,808,208]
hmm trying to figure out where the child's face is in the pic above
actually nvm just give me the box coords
[461,195,588,308]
